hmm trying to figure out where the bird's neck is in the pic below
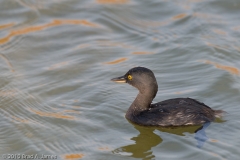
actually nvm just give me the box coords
[126,91,155,119]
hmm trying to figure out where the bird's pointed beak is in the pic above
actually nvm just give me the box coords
[111,75,126,83]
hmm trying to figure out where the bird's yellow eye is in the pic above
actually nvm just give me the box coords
[128,75,132,80]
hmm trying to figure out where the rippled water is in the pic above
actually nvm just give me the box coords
[0,0,240,159]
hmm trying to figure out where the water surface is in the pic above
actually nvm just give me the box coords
[0,0,240,159]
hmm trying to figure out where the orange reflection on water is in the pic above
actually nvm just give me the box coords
[0,34,11,44]
[233,26,240,31]
[73,106,81,108]
[193,12,220,19]
[0,23,15,30]
[172,13,187,20]
[206,42,228,50]
[0,19,98,44]
[212,29,227,35]
[30,108,75,120]
[98,147,111,151]
[0,90,17,97]
[12,116,29,123]
[193,12,225,25]
[64,153,84,160]
[96,0,129,4]
[0,54,15,72]
[77,43,90,49]
[47,61,70,70]
[104,57,127,64]
[97,40,134,49]
[202,60,240,75]
[132,51,154,55]
[210,139,218,142]
[233,46,240,52]
[63,110,80,113]
[174,89,194,95]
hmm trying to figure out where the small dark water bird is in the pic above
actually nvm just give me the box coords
[111,67,224,126]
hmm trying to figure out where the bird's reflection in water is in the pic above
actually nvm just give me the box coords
[113,122,210,159]
[113,125,161,159]
[194,122,211,148]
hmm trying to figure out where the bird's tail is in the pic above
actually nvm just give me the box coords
[214,109,227,119]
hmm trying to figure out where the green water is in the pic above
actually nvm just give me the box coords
[0,0,240,159]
